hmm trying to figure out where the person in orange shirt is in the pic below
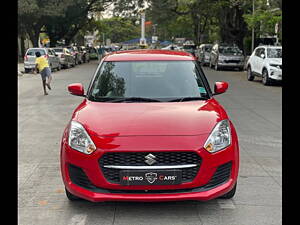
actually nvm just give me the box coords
[34,51,52,95]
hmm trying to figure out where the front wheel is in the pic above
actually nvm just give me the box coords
[262,69,272,86]
[214,61,219,71]
[247,66,255,81]
[219,183,237,199]
[65,188,81,201]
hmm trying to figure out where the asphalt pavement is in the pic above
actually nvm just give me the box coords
[18,60,282,225]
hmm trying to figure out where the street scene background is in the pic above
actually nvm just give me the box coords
[18,0,282,224]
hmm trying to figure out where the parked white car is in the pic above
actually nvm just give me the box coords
[246,46,282,85]
[24,48,61,73]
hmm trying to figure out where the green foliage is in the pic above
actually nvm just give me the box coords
[243,0,282,37]
[95,17,140,43]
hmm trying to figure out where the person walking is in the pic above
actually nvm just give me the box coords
[34,51,52,95]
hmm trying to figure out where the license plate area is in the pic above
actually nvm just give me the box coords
[120,170,182,186]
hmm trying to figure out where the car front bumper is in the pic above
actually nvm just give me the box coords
[218,62,244,68]
[24,62,36,69]
[60,126,239,202]
[269,68,282,80]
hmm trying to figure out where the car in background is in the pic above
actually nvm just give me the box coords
[182,43,197,56]
[209,44,245,71]
[53,47,75,69]
[88,47,100,60]
[196,44,212,66]
[66,46,83,65]
[161,44,181,50]
[61,49,239,203]
[24,48,61,73]
[246,45,282,85]
[78,46,90,63]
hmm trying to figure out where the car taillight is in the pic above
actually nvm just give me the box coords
[24,55,28,61]
[44,54,49,59]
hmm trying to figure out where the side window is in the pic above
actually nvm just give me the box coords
[48,50,53,55]
[255,48,261,57]
[260,48,265,58]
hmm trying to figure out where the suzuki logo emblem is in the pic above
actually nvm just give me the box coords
[145,153,157,165]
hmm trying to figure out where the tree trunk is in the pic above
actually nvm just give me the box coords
[218,4,247,52]
[20,35,25,60]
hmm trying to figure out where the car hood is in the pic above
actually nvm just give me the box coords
[267,58,282,65]
[220,54,244,59]
[72,99,228,137]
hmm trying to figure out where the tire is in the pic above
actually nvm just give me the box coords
[262,69,272,86]
[247,66,255,81]
[219,183,237,199]
[24,68,31,73]
[65,188,81,201]
[214,61,219,71]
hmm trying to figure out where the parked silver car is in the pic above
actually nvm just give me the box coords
[209,44,245,71]
[24,48,61,73]
[53,47,75,69]
[196,44,212,66]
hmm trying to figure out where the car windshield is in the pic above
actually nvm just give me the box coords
[219,47,242,55]
[267,48,282,58]
[53,48,63,52]
[88,61,210,102]
[26,49,46,56]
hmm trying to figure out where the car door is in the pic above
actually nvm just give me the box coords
[256,48,266,75]
[47,49,55,69]
[251,48,261,74]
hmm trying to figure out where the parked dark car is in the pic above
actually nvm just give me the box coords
[78,46,90,63]
[209,44,245,71]
[182,44,197,56]
[66,46,83,65]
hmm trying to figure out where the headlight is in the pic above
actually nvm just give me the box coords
[204,120,231,153]
[68,121,96,154]
[269,64,281,69]
[219,56,226,62]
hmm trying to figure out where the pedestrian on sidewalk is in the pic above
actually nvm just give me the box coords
[34,51,52,95]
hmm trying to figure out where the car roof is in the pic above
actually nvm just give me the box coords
[26,48,46,51]
[103,49,195,61]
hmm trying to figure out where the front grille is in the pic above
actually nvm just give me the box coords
[68,161,232,194]
[99,152,201,184]
[225,60,240,63]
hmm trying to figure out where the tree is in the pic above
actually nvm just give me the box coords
[18,0,68,47]
[94,17,140,43]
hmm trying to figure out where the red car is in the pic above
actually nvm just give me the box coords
[60,49,239,202]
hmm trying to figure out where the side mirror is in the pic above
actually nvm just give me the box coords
[68,83,85,96]
[260,53,265,58]
[213,81,228,95]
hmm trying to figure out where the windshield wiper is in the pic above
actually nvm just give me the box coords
[168,96,208,102]
[108,97,161,103]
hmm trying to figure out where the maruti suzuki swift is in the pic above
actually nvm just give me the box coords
[60,49,239,202]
